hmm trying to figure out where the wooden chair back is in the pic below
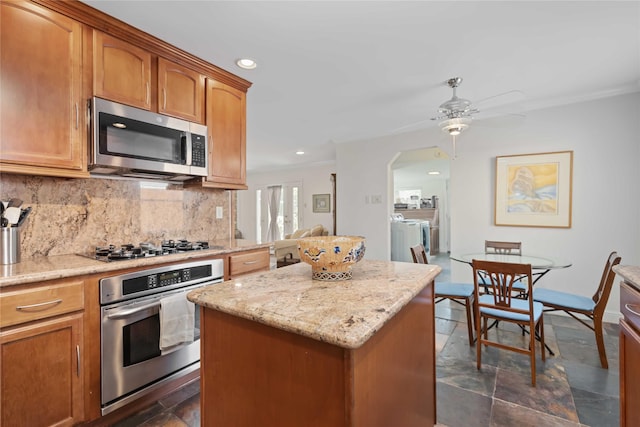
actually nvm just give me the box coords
[410,244,428,264]
[593,251,621,315]
[485,240,522,255]
[472,259,533,313]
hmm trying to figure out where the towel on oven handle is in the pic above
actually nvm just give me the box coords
[159,291,195,355]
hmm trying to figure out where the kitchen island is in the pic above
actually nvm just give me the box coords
[187,259,440,427]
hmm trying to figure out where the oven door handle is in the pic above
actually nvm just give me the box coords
[106,301,160,319]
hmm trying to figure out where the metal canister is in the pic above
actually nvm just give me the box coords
[0,227,21,264]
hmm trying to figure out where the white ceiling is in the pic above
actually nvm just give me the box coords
[82,1,640,173]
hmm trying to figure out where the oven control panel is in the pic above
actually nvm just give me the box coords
[99,259,224,305]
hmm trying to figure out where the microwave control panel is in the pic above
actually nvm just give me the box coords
[191,135,206,167]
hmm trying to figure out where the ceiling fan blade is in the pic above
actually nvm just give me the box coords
[473,112,526,128]
[390,117,435,133]
[474,90,525,110]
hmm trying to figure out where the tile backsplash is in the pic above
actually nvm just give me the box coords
[0,174,232,259]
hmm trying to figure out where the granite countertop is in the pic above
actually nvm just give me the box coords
[614,265,640,290]
[0,239,271,288]
[187,259,440,349]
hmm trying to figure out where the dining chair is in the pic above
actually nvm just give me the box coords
[532,251,621,369]
[485,240,522,255]
[480,240,526,296]
[410,244,475,345]
[472,259,545,386]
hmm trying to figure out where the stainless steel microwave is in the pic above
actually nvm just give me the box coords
[90,97,208,181]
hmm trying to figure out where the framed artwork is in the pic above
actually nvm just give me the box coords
[495,151,573,228]
[312,194,331,213]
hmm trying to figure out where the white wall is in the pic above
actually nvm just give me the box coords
[237,163,336,242]
[337,92,640,321]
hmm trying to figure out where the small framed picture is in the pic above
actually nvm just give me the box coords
[312,194,331,213]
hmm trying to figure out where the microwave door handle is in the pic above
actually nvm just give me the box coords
[182,134,192,165]
[106,301,160,319]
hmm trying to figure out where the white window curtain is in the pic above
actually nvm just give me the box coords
[266,185,282,242]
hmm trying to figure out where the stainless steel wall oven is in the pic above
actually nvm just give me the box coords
[99,259,223,415]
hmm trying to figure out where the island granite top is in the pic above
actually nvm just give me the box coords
[614,265,640,290]
[187,259,440,349]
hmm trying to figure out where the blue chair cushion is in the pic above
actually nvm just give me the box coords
[533,288,595,313]
[478,294,543,322]
[435,282,474,297]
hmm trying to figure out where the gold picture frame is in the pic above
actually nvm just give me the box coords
[495,151,573,228]
[312,194,331,213]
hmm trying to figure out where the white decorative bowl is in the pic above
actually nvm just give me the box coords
[297,235,366,281]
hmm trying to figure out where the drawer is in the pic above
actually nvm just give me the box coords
[621,281,640,333]
[0,280,84,328]
[229,250,270,278]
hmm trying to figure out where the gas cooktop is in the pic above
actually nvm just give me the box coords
[90,240,222,262]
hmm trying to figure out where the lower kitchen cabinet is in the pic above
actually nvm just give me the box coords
[228,248,271,279]
[0,278,86,426]
[620,279,640,426]
[620,320,640,426]
[0,313,84,427]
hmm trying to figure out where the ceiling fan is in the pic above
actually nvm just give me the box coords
[393,76,524,158]
[433,77,475,137]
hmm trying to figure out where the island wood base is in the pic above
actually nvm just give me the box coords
[199,285,435,427]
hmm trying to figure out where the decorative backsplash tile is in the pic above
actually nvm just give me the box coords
[0,174,232,259]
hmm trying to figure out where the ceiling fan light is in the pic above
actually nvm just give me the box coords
[439,118,469,135]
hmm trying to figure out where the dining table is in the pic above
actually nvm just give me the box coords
[450,253,572,285]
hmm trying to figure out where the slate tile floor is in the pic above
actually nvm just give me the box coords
[115,253,620,427]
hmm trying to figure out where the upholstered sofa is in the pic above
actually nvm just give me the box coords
[273,224,329,261]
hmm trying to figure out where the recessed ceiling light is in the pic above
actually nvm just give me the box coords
[296,151,305,155]
[236,58,257,70]
[427,171,440,175]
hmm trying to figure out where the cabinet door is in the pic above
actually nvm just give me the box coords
[0,0,85,174]
[94,31,152,110]
[158,58,205,123]
[1,313,84,427]
[620,319,640,427]
[205,79,247,189]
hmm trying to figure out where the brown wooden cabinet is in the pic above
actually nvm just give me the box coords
[620,281,640,426]
[93,31,152,110]
[199,285,435,427]
[158,58,205,123]
[94,33,207,124]
[2,0,250,186]
[204,79,248,189]
[0,279,85,426]
[228,248,270,279]
[0,0,88,178]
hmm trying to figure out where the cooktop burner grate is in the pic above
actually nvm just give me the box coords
[92,240,211,262]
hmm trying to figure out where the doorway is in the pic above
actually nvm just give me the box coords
[256,182,303,242]
[391,147,451,255]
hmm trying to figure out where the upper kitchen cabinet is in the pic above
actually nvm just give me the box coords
[0,0,88,178]
[94,33,206,123]
[203,79,248,189]
[93,31,152,110]
[158,58,205,123]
